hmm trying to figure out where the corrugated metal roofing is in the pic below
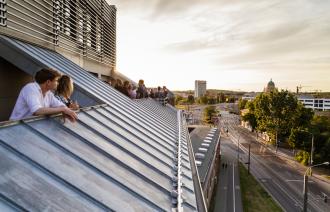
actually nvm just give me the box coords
[0,36,204,211]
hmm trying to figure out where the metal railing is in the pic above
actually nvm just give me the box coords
[0,0,116,67]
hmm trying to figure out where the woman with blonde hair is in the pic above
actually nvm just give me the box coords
[55,75,79,110]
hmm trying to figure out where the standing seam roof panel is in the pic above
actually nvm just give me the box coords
[0,36,200,211]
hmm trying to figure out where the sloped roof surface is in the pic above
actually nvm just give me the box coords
[0,36,201,211]
[190,127,220,183]
[0,104,197,211]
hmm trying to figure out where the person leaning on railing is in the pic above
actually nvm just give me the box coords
[9,68,77,122]
[55,75,79,110]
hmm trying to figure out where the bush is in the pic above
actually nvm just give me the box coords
[295,150,310,165]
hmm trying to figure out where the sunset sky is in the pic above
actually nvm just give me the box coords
[109,0,330,92]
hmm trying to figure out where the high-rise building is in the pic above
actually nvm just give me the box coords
[195,80,207,98]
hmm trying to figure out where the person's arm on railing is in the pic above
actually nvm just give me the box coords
[33,106,77,122]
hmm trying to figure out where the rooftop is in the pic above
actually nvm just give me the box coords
[189,126,220,183]
[0,36,205,211]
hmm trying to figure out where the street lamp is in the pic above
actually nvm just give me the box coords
[308,132,314,166]
[303,130,314,165]
[237,134,240,164]
[303,161,329,212]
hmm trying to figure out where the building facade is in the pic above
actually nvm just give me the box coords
[195,80,207,98]
[298,96,330,111]
[0,0,116,78]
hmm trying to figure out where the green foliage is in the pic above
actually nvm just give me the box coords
[239,99,248,110]
[309,116,330,164]
[200,95,209,104]
[252,90,313,143]
[203,106,218,125]
[175,95,183,105]
[242,112,257,131]
[239,163,282,212]
[207,97,217,104]
[242,90,330,162]
[187,95,195,104]
[295,150,310,165]
[218,92,226,103]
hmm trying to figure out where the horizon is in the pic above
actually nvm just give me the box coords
[109,0,330,92]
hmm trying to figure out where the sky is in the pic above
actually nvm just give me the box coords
[108,0,330,92]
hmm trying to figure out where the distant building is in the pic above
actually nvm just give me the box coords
[263,79,277,93]
[195,80,207,98]
[241,80,330,112]
[242,92,259,101]
[298,95,330,111]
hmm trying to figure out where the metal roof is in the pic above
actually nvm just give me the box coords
[0,36,204,211]
[190,127,220,183]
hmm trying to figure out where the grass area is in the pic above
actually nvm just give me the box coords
[239,163,283,212]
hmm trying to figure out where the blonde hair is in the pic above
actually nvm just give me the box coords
[56,75,73,98]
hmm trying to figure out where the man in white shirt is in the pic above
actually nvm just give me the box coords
[10,68,77,122]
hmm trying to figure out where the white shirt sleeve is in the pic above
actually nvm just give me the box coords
[23,86,44,114]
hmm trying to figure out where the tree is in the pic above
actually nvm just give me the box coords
[238,99,248,110]
[218,92,226,103]
[208,97,217,105]
[242,89,328,163]
[242,101,257,131]
[175,95,183,105]
[253,90,313,145]
[200,95,208,104]
[187,95,195,104]
[309,116,330,164]
[203,106,218,125]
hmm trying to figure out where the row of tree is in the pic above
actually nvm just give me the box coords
[241,90,330,165]
[175,93,237,105]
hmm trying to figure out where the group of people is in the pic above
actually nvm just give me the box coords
[10,68,78,122]
[108,78,169,103]
[10,68,171,122]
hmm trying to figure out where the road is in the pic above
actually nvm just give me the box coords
[213,136,243,212]
[219,110,330,212]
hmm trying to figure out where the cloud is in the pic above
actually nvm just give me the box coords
[111,0,330,91]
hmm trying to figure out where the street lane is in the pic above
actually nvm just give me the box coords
[214,136,243,212]
[219,111,330,212]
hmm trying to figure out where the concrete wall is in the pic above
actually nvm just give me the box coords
[0,57,33,121]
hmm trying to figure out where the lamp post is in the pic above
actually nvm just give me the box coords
[310,134,314,166]
[303,162,329,212]
[237,135,240,164]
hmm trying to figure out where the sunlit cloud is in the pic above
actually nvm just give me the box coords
[109,0,330,92]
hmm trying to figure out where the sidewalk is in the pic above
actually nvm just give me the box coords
[237,126,330,186]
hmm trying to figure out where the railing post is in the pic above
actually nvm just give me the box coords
[303,172,308,212]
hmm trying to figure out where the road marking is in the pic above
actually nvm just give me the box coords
[233,163,236,212]
[286,180,314,183]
